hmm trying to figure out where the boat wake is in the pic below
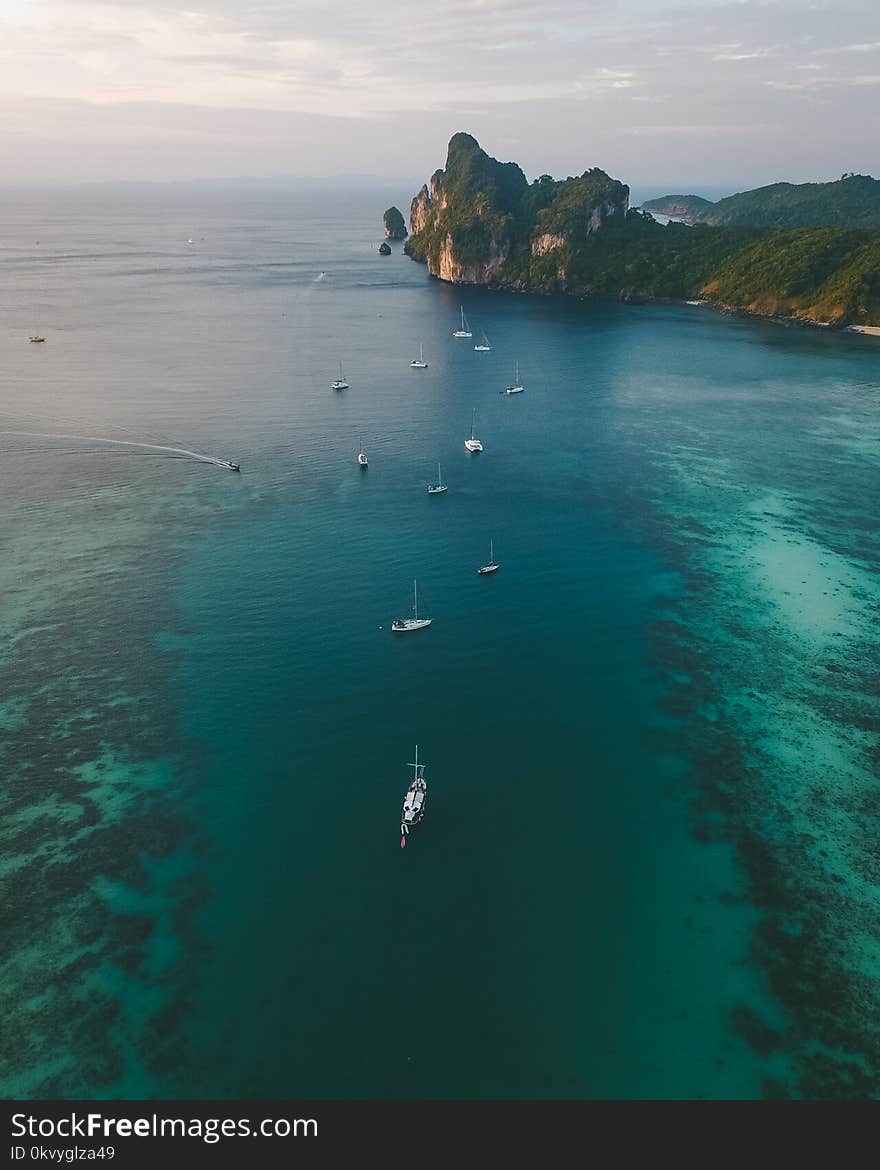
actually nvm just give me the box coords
[0,431,239,470]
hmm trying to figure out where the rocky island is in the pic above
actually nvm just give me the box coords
[405,132,628,288]
[383,206,408,239]
[641,194,714,224]
[405,134,880,328]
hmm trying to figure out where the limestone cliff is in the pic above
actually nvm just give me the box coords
[405,132,629,288]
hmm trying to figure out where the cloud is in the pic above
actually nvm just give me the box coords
[712,47,778,61]
[812,41,880,54]
[0,0,878,182]
[623,123,772,136]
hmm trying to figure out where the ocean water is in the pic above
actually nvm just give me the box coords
[1,187,878,1100]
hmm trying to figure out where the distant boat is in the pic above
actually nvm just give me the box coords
[478,539,500,575]
[28,335,46,344]
[505,361,524,394]
[427,462,447,494]
[410,343,428,369]
[474,329,492,352]
[453,306,472,338]
[331,361,349,391]
[358,439,368,466]
[391,579,432,633]
[400,745,427,848]
[464,408,483,453]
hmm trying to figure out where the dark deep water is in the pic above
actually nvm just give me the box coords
[1,186,878,1099]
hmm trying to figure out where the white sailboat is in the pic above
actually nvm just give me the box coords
[478,539,500,575]
[452,306,472,338]
[464,408,483,452]
[331,360,349,390]
[357,439,368,466]
[410,343,428,369]
[391,579,432,633]
[505,361,524,394]
[400,745,427,848]
[474,329,492,352]
[427,462,447,494]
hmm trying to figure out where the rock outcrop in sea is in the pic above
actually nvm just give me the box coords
[383,207,408,239]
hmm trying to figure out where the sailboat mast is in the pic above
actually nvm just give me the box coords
[413,578,418,619]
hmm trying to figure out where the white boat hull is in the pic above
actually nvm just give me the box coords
[410,361,428,368]
[452,331,472,338]
[465,439,483,452]
[505,386,524,394]
[478,564,500,575]
[331,381,349,390]
[474,345,491,352]
[391,618,432,633]
[427,485,448,494]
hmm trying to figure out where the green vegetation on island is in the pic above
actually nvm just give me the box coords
[534,218,880,326]
[696,174,880,229]
[383,206,408,239]
[405,134,880,326]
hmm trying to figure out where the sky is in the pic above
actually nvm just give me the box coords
[0,0,878,190]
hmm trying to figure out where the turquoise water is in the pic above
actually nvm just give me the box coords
[1,188,878,1099]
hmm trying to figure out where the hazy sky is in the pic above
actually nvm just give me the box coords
[1,0,878,189]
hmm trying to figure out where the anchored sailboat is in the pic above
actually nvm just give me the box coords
[357,439,368,466]
[505,361,524,394]
[452,306,472,338]
[478,539,500,575]
[331,361,349,390]
[391,579,432,633]
[427,462,447,494]
[410,343,428,369]
[474,329,492,352]
[400,745,427,848]
[464,409,483,452]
